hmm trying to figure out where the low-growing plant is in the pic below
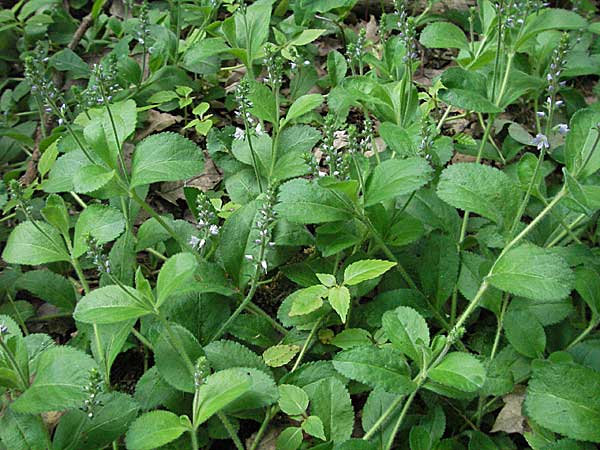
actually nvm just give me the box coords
[1,0,600,449]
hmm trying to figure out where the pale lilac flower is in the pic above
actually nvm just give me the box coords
[233,127,245,141]
[532,133,549,150]
[557,123,569,135]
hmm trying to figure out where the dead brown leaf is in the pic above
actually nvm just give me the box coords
[136,110,183,141]
[491,386,526,435]
[158,156,222,204]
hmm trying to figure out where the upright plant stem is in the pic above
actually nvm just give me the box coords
[218,412,244,450]
[157,312,196,376]
[211,265,261,342]
[189,429,199,450]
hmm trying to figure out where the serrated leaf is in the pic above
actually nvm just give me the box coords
[488,243,574,300]
[365,158,433,207]
[205,340,269,373]
[156,253,198,307]
[278,384,309,416]
[155,322,204,393]
[333,346,416,394]
[125,410,188,450]
[263,344,300,367]
[130,132,204,188]
[343,259,396,286]
[575,267,600,316]
[12,346,96,414]
[382,306,430,362]
[277,427,303,450]
[276,178,352,224]
[305,377,354,442]
[328,285,351,323]
[419,22,469,50]
[16,269,76,311]
[72,204,126,258]
[74,285,150,324]
[428,352,486,392]
[525,360,600,442]
[303,415,326,440]
[437,162,519,227]
[331,328,372,349]
[73,165,115,194]
[195,369,253,424]
[2,221,69,265]
[284,94,323,124]
[504,307,546,358]
[0,407,48,450]
[289,285,328,316]
[222,368,278,413]
[53,391,139,450]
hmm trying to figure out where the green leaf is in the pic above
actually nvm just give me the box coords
[277,427,303,450]
[365,158,433,207]
[440,68,502,113]
[205,340,269,373]
[156,253,198,307]
[249,82,277,124]
[419,22,469,50]
[53,391,139,450]
[289,29,325,46]
[155,323,204,393]
[564,109,600,178]
[79,100,137,170]
[305,377,354,442]
[72,204,126,258]
[125,410,188,450]
[328,285,351,323]
[2,221,70,265]
[328,50,347,87]
[276,178,352,224]
[38,140,58,177]
[437,162,519,227]
[504,307,546,358]
[575,267,600,316]
[525,360,600,442]
[333,346,416,394]
[331,328,373,349]
[488,243,574,300]
[217,201,266,289]
[278,384,309,416]
[303,415,327,440]
[49,48,91,78]
[12,346,96,414]
[223,368,278,413]
[317,273,337,287]
[343,259,396,286]
[0,407,48,450]
[263,345,300,367]
[428,352,486,392]
[41,194,70,237]
[74,285,150,324]
[361,389,402,447]
[73,165,116,194]
[130,132,204,188]
[195,369,253,425]
[283,94,323,125]
[289,285,328,316]
[16,270,76,311]
[382,306,430,362]
[419,233,459,308]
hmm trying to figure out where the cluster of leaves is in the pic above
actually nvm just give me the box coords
[1,0,600,449]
